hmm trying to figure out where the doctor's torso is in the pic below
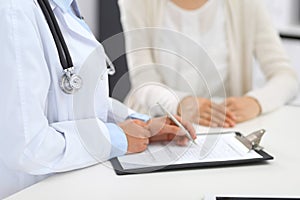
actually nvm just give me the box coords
[0,0,109,198]
[36,0,109,123]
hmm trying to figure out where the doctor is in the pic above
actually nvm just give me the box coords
[0,0,196,198]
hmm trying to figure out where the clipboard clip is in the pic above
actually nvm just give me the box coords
[235,129,266,151]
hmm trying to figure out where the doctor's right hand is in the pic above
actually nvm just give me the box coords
[118,116,196,154]
[177,96,236,128]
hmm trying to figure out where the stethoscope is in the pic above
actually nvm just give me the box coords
[37,0,116,94]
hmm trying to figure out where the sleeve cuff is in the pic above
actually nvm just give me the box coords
[105,123,128,158]
[246,90,275,114]
[127,113,151,122]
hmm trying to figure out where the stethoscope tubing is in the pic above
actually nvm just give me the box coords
[38,0,116,94]
[38,0,74,71]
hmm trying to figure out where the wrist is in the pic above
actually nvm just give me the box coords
[245,96,262,116]
[177,96,194,115]
[106,123,128,158]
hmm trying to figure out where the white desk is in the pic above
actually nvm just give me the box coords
[7,106,300,200]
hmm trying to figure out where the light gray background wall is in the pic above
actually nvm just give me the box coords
[265,0,300,27]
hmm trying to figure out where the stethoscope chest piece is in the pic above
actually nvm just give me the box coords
[60,70,83,94]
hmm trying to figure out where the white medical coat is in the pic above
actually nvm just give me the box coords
[0,0,135,198]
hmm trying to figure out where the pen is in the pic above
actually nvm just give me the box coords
[157,102,197,145]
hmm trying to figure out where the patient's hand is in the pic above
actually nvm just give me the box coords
[177,97,236,128]
[222,96,261,123]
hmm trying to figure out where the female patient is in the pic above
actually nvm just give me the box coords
[119,0,299,127]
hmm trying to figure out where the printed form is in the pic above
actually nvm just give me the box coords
[118,132,262,170]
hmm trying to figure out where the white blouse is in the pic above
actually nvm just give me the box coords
[157,0,229,100]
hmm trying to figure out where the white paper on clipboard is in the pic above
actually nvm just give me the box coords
[118,132,263,170]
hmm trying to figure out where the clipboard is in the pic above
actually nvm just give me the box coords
[216,197,300,200]
[110,131,274,176]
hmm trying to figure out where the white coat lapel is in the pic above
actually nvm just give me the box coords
[60,12,96,43]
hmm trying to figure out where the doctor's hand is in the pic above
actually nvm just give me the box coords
[145,116,197,146]
[222,96,261,123]
[118,120,152,154]
[177,96,236,128]
[119,116,197,154]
